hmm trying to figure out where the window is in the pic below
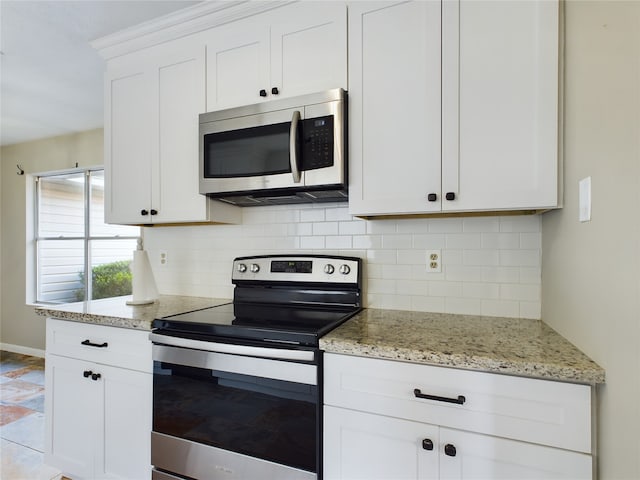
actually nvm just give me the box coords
[35,169,140,303]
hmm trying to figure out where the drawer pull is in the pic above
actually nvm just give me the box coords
[414,388,466,405]
[422,438,434,451]
[444,443,457,457]
[81,339,108,348]
[83,370,92,378]
[91,373,102,381]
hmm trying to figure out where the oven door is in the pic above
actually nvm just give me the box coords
[151,336,319,480]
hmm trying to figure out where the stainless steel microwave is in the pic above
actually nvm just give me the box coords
[199,89,347,206]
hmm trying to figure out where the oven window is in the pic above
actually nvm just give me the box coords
[153,360,318,473]
[203,122,292,178]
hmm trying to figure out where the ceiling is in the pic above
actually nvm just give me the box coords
[0,0,201,147]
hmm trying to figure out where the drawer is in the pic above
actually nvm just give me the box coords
[324,353,592,454]
[46,318,152,373]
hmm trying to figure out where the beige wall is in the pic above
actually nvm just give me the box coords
[542,1,640,479]
[0,129,103,351]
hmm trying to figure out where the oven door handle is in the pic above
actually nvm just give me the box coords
[149,333,315,362]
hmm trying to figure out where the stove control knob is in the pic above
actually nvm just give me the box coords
[339,264,351,275]
[250,263,260,273]
[324,264,335,274]
[237,263,247,273]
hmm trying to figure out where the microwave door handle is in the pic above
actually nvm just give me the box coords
[289,110,302,183]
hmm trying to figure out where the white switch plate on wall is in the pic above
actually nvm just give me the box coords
[579,177,591,222]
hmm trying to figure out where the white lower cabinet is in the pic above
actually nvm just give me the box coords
[45,319,152,480]
[323,353,594,480]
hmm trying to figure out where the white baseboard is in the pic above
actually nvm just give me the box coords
[1,343,45,358]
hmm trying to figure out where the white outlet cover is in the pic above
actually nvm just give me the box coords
[579,177,591,222]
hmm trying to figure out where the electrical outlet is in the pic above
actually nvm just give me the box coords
[159,251,168,267]
[426,250,441,273]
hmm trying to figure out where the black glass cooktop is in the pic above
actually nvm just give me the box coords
[152,303,360,347]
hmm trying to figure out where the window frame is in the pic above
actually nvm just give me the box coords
[34,167,140,304]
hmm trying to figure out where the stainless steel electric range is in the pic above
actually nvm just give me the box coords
[149,255,362,480]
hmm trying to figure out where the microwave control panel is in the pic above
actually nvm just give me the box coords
[301,115,334,171]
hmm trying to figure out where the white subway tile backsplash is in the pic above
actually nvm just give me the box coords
[300,236,325,249]
[482,266,520,283]
[381,234,413,249]
[445,297,482,315]
[324,207,350,221]
[481,233,520,249]
[500,284,541,302]
[352,235,382,249]
[145,204,542,319]
[300,209,325,222]
[339,221,367,235]
[382,264,413,280]
[499,249,540,267]
[446,233,482,249]
[481,299,520,318]
[313,222,339,235]
[326,235,352,249]
[463,216,500,232]
[428,217,464,233]
[412,234,447,249]
[520,301,542,319]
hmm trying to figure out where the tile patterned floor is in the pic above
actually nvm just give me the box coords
[0,351,62,480]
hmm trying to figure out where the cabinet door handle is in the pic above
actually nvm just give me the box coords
[414,388,466,405]
[141,209,149,216]
[271,87,279,95]
[422,439,434,451]
[91,373,102,381]
[81,340,108,348]
[445,192,456,201]
[427,193,437,202]
[150,209,158,216]
[444,444,457,457]
[259,89,267,97]
[83,370,93,378]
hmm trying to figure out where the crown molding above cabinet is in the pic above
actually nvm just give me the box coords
[92,0,295,60]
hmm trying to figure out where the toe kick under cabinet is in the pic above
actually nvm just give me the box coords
[44,318,152,480]
[323,354,595,480]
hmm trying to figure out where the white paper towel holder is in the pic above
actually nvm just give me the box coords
[126,239,158,306]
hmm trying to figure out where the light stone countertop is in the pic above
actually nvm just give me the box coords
[36,298,605,385]
[320,309,605,385]
[34,295,231,331]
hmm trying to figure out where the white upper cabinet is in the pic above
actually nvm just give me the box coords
[206,1,347,111]
[441,0,560,212]
[104,39,240,225]
[348,0,560,216]
[348,1,443,215]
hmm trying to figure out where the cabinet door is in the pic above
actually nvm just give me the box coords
[45,355,98,478]
[205,19,270,111]
[441,0,559,212]
[348,1,442,216]
[99,364,152,480]
[270,2,347,98]
[105,63,152,224]
[439,428,592,480]
[324,406,439,480]
[151,43,210,223]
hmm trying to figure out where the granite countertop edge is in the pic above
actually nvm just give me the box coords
[36,299,605,385]
[34,294,232,331]
[320,308,606,386]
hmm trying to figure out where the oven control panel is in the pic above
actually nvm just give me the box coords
[232,255,360,284]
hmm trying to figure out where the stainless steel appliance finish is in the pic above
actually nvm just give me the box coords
[152,432,315,480]
[151,255,362,480]
[199,89,347,206]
